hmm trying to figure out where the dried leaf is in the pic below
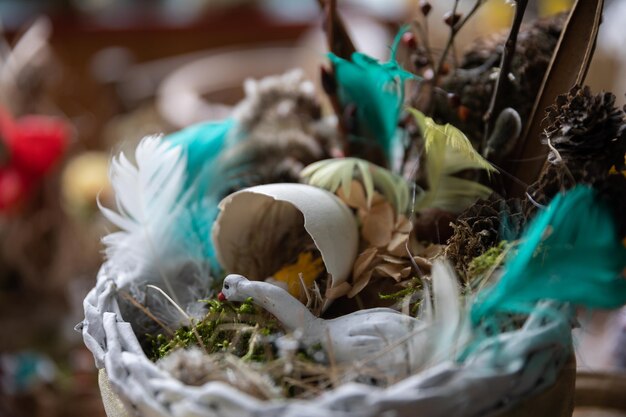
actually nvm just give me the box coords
[325,281,351,300]
[401,266,412,278]
[352,247,378,278]
[317,0,356,61]
[506,0,604,195]
[395,216,413,234]
[374,263,405,282]
[412,256,432,272]
[387,232,409,257]
[348,270,373,298]
[421,243,445,259]
[361,202,395,247]
[378,254,408,265]
[336,180,367,210]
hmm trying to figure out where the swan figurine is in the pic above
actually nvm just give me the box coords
[219,261,464,377]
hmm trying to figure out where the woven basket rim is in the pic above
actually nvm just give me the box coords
[81,264,573,417]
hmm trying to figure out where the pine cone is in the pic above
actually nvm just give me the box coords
[544,86,625,174]
[445,197,525,280]
[430,13,566,146]
[528,86,626,216]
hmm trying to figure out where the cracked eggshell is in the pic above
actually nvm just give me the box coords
[212,183,358,303]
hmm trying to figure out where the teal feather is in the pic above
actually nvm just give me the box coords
[164,118,239,270]
[165,118,236,198]
[328,28,415,164]
[471,185,626,325]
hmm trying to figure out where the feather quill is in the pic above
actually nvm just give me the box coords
[409,109,497,213]
[414,260,469,369]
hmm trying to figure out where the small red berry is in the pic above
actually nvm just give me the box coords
[439,62,451,76]
[457,105,470,122]
[401,31,417,50]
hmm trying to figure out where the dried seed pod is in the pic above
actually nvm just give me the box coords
[419,1,432,16]
[443,11,462,27]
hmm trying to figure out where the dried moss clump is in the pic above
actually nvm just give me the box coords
[466,241,509,285]
[446,198,524,281]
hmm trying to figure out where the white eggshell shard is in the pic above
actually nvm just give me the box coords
[212,183,358,301]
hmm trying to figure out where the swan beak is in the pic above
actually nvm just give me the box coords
[218,292,226,302]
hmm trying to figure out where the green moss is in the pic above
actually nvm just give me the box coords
[147,297,280,362]
[378,277,422,301]
[467,241,509,280]
[378,278,424,316]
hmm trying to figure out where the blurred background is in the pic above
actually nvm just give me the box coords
[0,0,623,416]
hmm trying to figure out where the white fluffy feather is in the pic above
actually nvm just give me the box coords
[409,260,469,372]
[100,136,210,326]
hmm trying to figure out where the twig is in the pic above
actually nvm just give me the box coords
[118,290,174,336]
[433,0,460,82]
[147,284,209,354]
[482,0,528,150]
[325,329,339,388]
[433,0,485,84]
[413,20,436,70]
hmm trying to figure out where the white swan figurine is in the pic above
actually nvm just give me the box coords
[219,261,464,377]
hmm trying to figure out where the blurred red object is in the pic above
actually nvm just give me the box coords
[0,107,70,212]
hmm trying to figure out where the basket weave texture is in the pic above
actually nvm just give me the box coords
[82,265,574,417]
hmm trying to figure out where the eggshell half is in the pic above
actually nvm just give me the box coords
[212,183,358,304]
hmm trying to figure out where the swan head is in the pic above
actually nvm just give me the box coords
[219,274,250,302]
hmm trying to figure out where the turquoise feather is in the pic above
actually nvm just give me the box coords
[328,28,415,164]
[165,118,236,197]
[164,118,238,270]
[471,185,626,325]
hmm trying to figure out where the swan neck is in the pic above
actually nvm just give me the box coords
[243,281,318,332]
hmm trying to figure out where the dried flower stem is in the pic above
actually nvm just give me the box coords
[483,0,528,150]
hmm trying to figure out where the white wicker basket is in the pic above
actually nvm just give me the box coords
[81,264,574,417]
